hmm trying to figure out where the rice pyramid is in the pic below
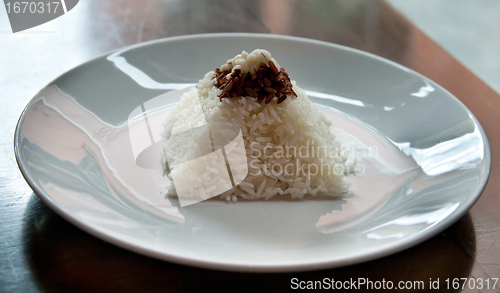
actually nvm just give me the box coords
[162,49,351,206]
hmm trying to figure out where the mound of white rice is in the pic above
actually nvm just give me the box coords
[162,50,352,203]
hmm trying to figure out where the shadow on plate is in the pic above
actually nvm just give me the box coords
[23,194,475,292]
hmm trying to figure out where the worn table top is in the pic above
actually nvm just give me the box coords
[1,0,499,292]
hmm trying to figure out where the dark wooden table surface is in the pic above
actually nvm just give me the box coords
[1,0,499,292]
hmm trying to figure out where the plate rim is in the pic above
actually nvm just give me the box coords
[14,32,492,272]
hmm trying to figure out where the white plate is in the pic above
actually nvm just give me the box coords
[15,33,491,272]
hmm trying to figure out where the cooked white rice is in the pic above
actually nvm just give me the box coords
[162,52,352,203]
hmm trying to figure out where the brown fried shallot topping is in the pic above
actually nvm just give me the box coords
[214,61,297,104]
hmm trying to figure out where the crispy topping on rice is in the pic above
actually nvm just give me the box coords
[213,49,297,104]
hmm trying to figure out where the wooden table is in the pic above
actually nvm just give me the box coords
[1,0,499,292]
